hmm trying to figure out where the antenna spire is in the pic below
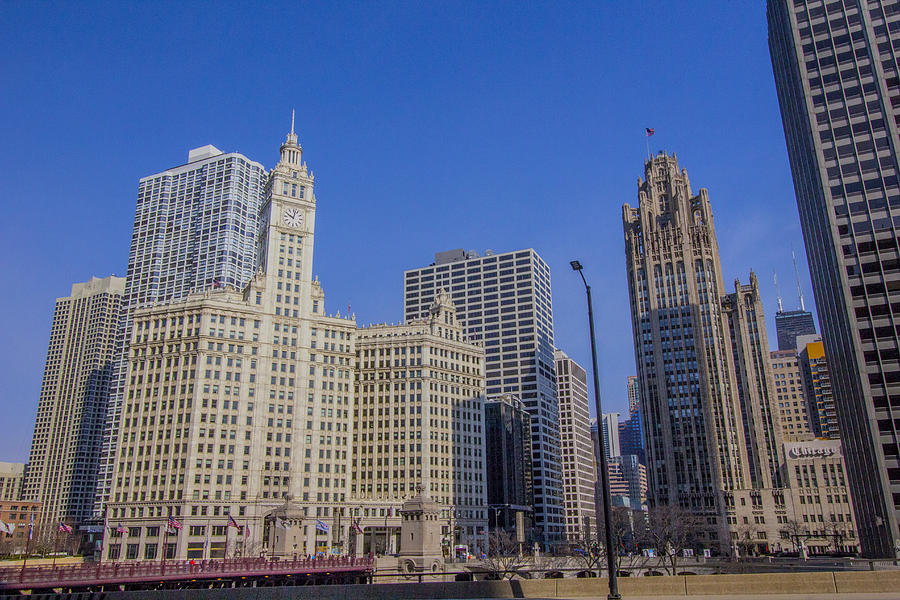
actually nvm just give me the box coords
[291,109,295,136]
[792,248,806,311]
[774,270,783,313]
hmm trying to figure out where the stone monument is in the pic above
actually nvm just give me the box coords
[397,484,444,573]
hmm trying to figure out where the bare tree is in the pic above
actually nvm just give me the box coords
[480,530,531,580]
[782,518,807,553]
[731,521,757,558]
[823,520,848,553]
[638,505,701,575]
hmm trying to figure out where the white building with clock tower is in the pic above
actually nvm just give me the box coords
[105,121,358,560]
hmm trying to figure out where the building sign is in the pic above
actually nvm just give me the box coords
[784,439,841,460]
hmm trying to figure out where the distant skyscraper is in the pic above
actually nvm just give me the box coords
[607,455,647,510]
[484,396,534,540]
[797,336,840,439]
[769,0,900,555]
[600,413,621,459]
[619,377,645,464]
[23,276,124,526]
[769,349,815,440]
[775,310,817,351]
[626,375,640,413]
[0,462,24,502]
[404,248,564,545]
[554,350,597,543]
[623,152,750,552]
[96,145,267,515]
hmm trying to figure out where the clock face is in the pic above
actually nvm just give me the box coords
[282,208,303,228]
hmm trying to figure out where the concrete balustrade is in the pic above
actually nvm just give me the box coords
[24,569,900,599]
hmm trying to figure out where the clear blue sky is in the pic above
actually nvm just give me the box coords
[0,1,815,462]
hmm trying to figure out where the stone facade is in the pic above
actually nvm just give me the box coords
[403,249,564,546]
[623,152,749,552]
[0,462,24,502]
[105,125,357,560]
[769,349,814,440]
[353,292,488,556]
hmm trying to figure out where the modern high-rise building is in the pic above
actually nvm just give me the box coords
[607,455,648,510]
[769,0,900,555]
[619,376,645,464]
[599,413,621,459]
[797,336,841,439]
[403,249,564,545]
[769,349,815,440]
[775,310,817,351]
[626,375,640,413]
[553,350,597,543]
[484,395,534,540]
[724,274,785,489]
[623,152,750,551]
[0,463,24,502]
[353,292,488,555]
[23,276,124,526]
[105,125,359,560]
[97,144,268,516]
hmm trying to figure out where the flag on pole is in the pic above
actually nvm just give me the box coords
[28,513,34,540]
[316,520,329,532]
[387,507,393,517]
[351,519,363,534]
[228,515,239,529]
[0,519,11,535]
[58,523,73,534]
[645,127,655,136]
[243,524,250,538]
[167,516,183,531]
[116,523,127,534]
[212,279,223,289]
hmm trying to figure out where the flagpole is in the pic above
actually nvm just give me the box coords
[163,510,170,571]
[21,512,33,575]
[645,133,651,160]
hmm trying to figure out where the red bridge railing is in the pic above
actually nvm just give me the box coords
[0,555,374,590]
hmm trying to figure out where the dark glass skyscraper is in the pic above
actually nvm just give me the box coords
[775,309,817,350]
[769,0,900,556]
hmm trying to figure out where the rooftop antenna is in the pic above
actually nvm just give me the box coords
[774,270,784,313]
[792,248,806,311]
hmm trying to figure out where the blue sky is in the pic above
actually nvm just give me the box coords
[0,1,815,462]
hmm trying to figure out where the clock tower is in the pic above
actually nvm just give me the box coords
[257,112,317,312]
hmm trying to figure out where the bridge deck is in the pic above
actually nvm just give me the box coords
[0,556,374,591]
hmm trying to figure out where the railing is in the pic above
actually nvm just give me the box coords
[0,555,374,590]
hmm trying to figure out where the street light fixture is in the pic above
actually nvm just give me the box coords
[571,259,621,600]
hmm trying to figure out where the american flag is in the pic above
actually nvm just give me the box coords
[212,279,223,289]
[116,523,127,534]
[645,127,655,137]
[228,515,239,528]
[351,519,363,534]
[58,523,73,534]
[167,516,183,530]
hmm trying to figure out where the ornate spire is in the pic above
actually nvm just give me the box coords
[280,109,301,165]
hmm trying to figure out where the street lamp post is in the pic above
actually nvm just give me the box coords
[570,260,621,600]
